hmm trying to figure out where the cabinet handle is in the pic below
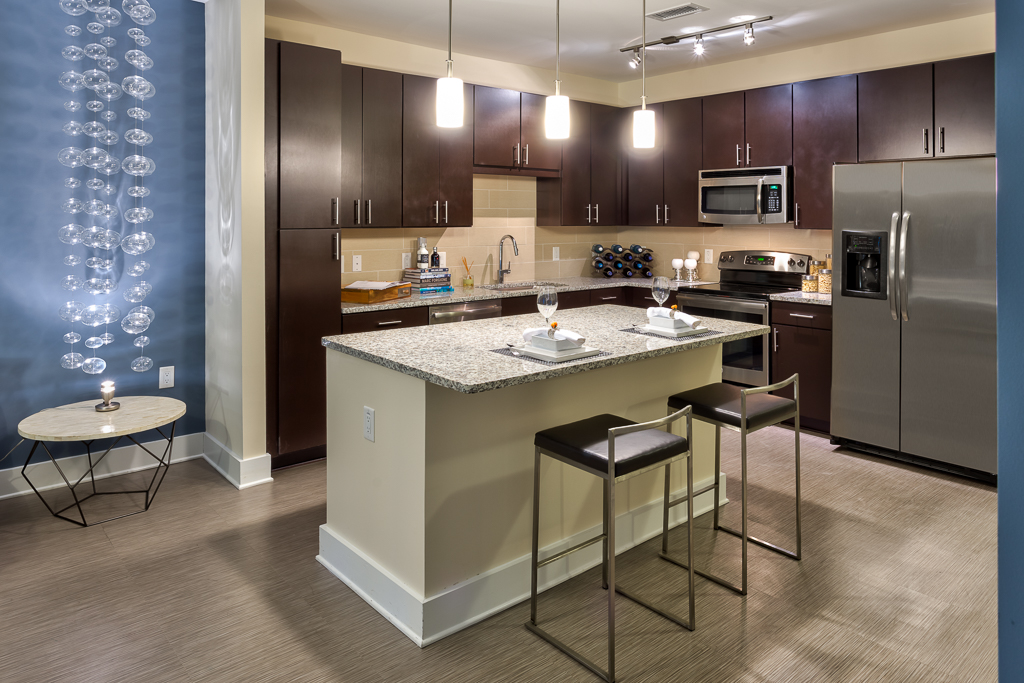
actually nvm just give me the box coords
[332,197,339,226]
[367,199,372,225]
[514,143,520,166]
[599,296,617,301]
[435,201,439,224]
[736,144,741,166]
[773,327,778,353]
[332,232,340,261]
[789,313,815,319]
[940,127,945,154]
[524,143,529,166]
[746,143,751,166]
[444,200,449,224]
[795,202,800,227]
[923,128,929,154]
[377,320,403,327]
[595,204,599,223]
[655,204,660,224]
[354,199,361,225]
[586,204,592,224]
[664,204,670,224]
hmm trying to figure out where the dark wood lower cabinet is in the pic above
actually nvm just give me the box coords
[629,287,676,309]
[590,288,626,306]
[341,306,429,334]
[771,304,832,434]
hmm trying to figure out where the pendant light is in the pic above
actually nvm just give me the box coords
[633,0,655,148]
[544,0,570,139]
[436,0,464,128]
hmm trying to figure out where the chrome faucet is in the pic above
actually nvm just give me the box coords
[497,234,519,284]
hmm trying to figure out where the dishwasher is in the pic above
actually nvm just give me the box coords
[428,300,502,324]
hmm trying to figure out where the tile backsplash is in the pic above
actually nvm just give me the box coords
[340,175,832,286]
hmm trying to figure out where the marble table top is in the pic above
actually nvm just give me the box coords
[768,292,832,306]
[324,304,769,394]
[18,396,186,442]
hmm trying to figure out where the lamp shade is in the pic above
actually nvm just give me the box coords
[633,108,655,148]
[436,77,464,128]
[545,95,570,139]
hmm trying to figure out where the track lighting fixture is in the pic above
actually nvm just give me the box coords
[744,23,755,46]
[628,48,641,69]
[620,14,771,57]
[693,34,704,56]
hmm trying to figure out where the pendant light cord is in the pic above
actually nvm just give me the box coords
[447,0,454,78]
[554,0,560,96]
[641,0,646,110]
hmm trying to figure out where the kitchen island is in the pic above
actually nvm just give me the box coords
[319,305,768,646]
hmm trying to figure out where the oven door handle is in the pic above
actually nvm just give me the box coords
[676,294,768,315]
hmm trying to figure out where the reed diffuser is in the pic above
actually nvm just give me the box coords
[461,257,475,289]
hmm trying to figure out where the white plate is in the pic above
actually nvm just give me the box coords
[642,324,709,338]
[513,345,602,362]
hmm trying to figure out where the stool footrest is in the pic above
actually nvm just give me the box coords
[717,524,800,561]
[537,533,607,569]
[525,622,612,683]
[659,551,745,596]
[615,585,693,631]
[665,481,716,510]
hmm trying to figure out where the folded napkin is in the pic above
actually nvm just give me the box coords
[522,327,586,347]
[647,307,702,328]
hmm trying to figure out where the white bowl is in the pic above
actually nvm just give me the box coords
[531,334,577,351]
[648,316,690,330]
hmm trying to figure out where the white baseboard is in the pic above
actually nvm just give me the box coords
[318,471,728,647]
[202,433,273,489]
[0,432,206,501]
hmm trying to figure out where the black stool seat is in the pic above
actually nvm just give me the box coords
[535,414,688,478]
[668,383,796,432]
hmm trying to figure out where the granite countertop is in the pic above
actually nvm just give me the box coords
[340,276,716,314]
[769,292,832,306]
[323,305,769,394]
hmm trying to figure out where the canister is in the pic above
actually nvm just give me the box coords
[818,269,832,294]
[809,260,825,276]
[801,274,819,293]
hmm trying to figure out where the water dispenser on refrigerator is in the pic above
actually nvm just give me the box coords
[840,231,888,300]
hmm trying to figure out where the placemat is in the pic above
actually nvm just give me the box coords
[490,347,612,366]
[618,327,721,340]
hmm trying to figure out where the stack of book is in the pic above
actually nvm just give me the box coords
[403,268,453,296]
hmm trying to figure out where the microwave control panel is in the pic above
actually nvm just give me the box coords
[764,184,783,214]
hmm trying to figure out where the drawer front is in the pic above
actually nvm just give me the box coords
[501,295,538,317]
[629,287,676,309]
[771,301,832,330]
[590,288,625,306]
[342,306,429,334]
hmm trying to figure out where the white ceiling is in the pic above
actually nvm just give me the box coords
[264,0,994,83]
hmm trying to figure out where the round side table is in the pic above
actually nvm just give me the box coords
[9,396,186,527]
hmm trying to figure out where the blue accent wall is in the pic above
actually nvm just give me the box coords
[0,0,206,464]
[999,1,1024,676]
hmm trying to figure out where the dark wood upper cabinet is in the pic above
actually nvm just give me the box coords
[626,103,665,226]
[590,104,623,225]
[340,64,363,227]
[558,99,592,227]
[935,53,995,157]
[663,97,703,226]
[703,91,745,169]
[474,86,521,168]
[277,41,342,230]
[361,68,403,227]
[858,63,934,162]
[793,75,857,230]
[744,84,792,167]
[438,82,475,227]
[520,92,562,171]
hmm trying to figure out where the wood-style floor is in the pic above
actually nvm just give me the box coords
[0,427,996,682]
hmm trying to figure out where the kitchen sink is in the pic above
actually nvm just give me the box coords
[479,281,568,291]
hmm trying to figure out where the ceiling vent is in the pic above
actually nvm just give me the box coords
[646,3,709,22]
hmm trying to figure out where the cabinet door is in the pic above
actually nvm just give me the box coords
[520,92,562,171]
[590,104,623,226]
[744,84,792,167]
[278,230,342,459]
[626,103,664,226]
[772,323,832,433]
[858,63,933,162]
[340,64,363,227]
[439,81,475,227]
[590,288,626,306]
[362,68,403,227]
[278,42,342,230]
[702,92,745,170]
[793,75,857,230]
[663,97,703,227]
[474,86,521,168]
[402,75,440,228]
[934,54,995,157]
[560,100,592,226]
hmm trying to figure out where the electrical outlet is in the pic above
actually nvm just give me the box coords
[552,247,560,261]
[705,249,713,263]
[159,366,174,389]
[353,255,362,272]
[439,251,447,267]
[402,253,412,269]
[363,406,375,442]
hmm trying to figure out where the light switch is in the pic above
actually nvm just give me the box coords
[439,252,447,268]
[552,247,560,261]
[402,253,412,269]
[353,255,362,272]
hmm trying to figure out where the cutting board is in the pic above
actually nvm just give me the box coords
[340,283,412,304]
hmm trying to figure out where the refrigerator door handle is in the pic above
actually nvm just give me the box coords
[889,211,900,321]
[899,211,911,322]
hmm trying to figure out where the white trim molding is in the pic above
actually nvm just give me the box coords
[317,472,727,647]
[202,433,273,489]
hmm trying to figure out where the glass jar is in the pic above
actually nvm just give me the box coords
[802,274,819,293]
[462,275,474,289]
[809,260,825,276]
[825,253,833,270]
[818,269,832,294]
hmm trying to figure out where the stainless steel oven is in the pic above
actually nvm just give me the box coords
[698,166,791,225]
[676,293,770,386]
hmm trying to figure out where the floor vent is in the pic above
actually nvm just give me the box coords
[647,3,709,22]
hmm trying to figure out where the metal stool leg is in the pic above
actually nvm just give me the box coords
[530,447,541,626]
[794,404,802,561]
[602,478,610,590]
[606,477,616,682]
[712,426,721,530]
[740,425,749,595]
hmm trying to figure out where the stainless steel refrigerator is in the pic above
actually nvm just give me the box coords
[831,157,997,476]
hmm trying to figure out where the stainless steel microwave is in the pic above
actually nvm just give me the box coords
[698,166,791,225]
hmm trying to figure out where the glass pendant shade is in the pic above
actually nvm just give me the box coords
[545,95,570,139]
[436,76,464,128]
[633,108,656,148]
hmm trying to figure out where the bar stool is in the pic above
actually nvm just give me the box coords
[526,407,695,683]
[662,375,801,596]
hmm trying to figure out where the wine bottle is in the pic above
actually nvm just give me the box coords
[601,267,615,278]
[602,251,615,262]
[629,244,646,255]
[638,251,654,263]
[622,267,635,278]
[592,244,605,254]
[613,259,625,270]
[622,252,634,263]
[636,266,654,278]
[592,258,605,270]
[611,244,625,254]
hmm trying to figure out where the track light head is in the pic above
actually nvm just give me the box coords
[694,34,704,56]
[628,48,641,69]
[743,24,755,46]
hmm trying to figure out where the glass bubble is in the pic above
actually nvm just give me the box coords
[86,177,105,190]
[124,49,153,70]
[81,227,121,250]
[83,303,120,326]
[86,101,104,113]
[127,108,149,121]
[59,71,86,92]
[65,177,82,189]
[59,223,84,244]
[131,356,153,372]
[121,154,155,176]
[134,35,151,47]
[85,0,110,9]
[133,335,149,347]
[62,198,84,214]
[130,305,155,322]
[62,353,85,370]
[124,128,153,146]
[100,110,116,122]
[126,185,149,198]
[59,147,84,167]
[97,56,118,72]
[121,231,155,255]
[100,332,114,344]
[64,255,82,266]
[93,81,122,101]
[81,146,108,168]
[63,121,83,136]
[83,278,115,295]
[83,43,107,59]
[62,45,85,61]
[102,183,117,195]
[100,36,116,47]
[62,275,83,291]
[124,206,153,223]
[128,4,155,25]
[86,256,112,269]
[60,0,88,16]
[126,260,149,276]
[59,301,86,322]
[123,284,147,303]
[82,357,106,374]
[64,332,82,344]
[121,312,150,334]
[97,130,119,145]
[94,7,121,26]
[121,75,155,100]
[127,27,144,39]
[97,157,121,175]
[85,336,104,349]
[101,204,118,219]
[138,280,152,293]
[82,69,109,89]
[123,0,149,12]
[66,25,83,36]
[86,22,105,34]
[64,100,82,113]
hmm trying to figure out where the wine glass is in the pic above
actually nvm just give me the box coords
[537,287,558,325]
[652,276,670,307]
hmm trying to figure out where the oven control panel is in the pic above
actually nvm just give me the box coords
[719,250,810,273]
[744,255,775,266]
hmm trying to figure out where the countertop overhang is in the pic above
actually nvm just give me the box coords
[323,305,769,394]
